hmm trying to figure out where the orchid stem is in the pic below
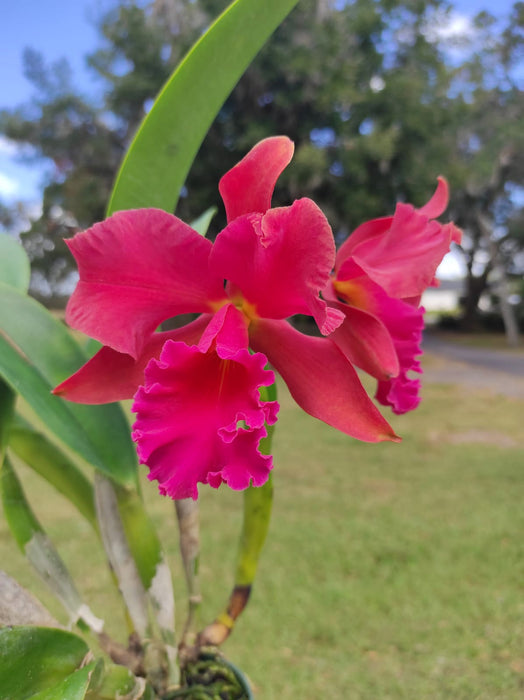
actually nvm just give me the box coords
[175,498,202,648]
[198,422,275,648]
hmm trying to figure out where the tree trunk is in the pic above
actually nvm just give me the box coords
[460,272,489,330]
[495,263,520,347]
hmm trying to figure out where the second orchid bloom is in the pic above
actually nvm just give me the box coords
[54,137,461,499]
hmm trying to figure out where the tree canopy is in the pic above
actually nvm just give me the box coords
[1,0,523,323]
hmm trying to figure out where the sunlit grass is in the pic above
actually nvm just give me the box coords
[1,365,524,698]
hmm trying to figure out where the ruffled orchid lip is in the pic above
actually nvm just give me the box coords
[132,306,279,500]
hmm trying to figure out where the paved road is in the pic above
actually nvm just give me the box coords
[423,333,524,376]
[422,332,524,398]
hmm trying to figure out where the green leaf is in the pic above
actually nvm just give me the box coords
[116,483,176,656]
[0,626,89,699]
[0,379,16,464]
[1,455,43,549]
[107,0,300,215]
[86,660,155,700]
[0,457,104,632]
[95,479,177,682]
[30,664,95,700]
[0,233,30,293]
[116,486,162,587]
[9,415,98,531]
[0,283,137,485]
[86,662,135,698]
[190,206,218,236]
[93,474,149,638]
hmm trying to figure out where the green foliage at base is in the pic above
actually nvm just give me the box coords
[0,627,90,699]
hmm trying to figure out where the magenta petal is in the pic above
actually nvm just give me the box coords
[211,199,343,334]
[198,303,249,353]
[374,298,425,414]
[53,316,211,404]
[132,311,278,500]
[336,179,461,292]
[349,204,459,299]
[328,301,399,380]
[66,209,225,358]
[376,370,421,415]
[325,260,399,379]
[418,176,449,219]
[335,216,392,271]
[219,136,294,221]
[250,319,400,443]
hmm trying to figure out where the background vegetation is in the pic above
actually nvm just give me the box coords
[1,0,524,334]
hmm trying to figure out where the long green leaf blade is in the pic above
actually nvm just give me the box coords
[0,283,136,485]
[0,457,104,632]
[0,379,16,464]
[116,485,175,637]
[107,0,300,215]
[1,455,42,550]
[0,232,30,293]
[94,474,149,638]
[114,484,178,684]
[0,333,101,472]
[8,416,98,531]
[190,206,218,236]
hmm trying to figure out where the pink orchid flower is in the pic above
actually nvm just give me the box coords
[324,179,462,414]
[54,137,398,500]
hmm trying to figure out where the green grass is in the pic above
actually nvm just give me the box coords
[2,368,524,699]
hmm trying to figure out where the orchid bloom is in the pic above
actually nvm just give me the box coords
[324,179,462,414]
[54,137,398,500]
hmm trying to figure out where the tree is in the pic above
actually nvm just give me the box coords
[2,0,522,321]
[442,3,524,335]
[177,0,457,235]
[0,0,206,304]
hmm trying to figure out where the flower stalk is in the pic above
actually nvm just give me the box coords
[175,498,202,649]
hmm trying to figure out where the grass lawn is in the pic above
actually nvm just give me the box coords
[1,364,524,699]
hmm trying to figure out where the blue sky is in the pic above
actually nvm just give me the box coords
[1,0,114,202]
[0,0,518,206]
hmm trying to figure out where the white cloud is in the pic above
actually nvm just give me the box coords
[423,9,485,65]
[0,172,19,197]
[0,135,39,160]
[0,136,20,157]
[424,10,476,45]
[434,13,474,41]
